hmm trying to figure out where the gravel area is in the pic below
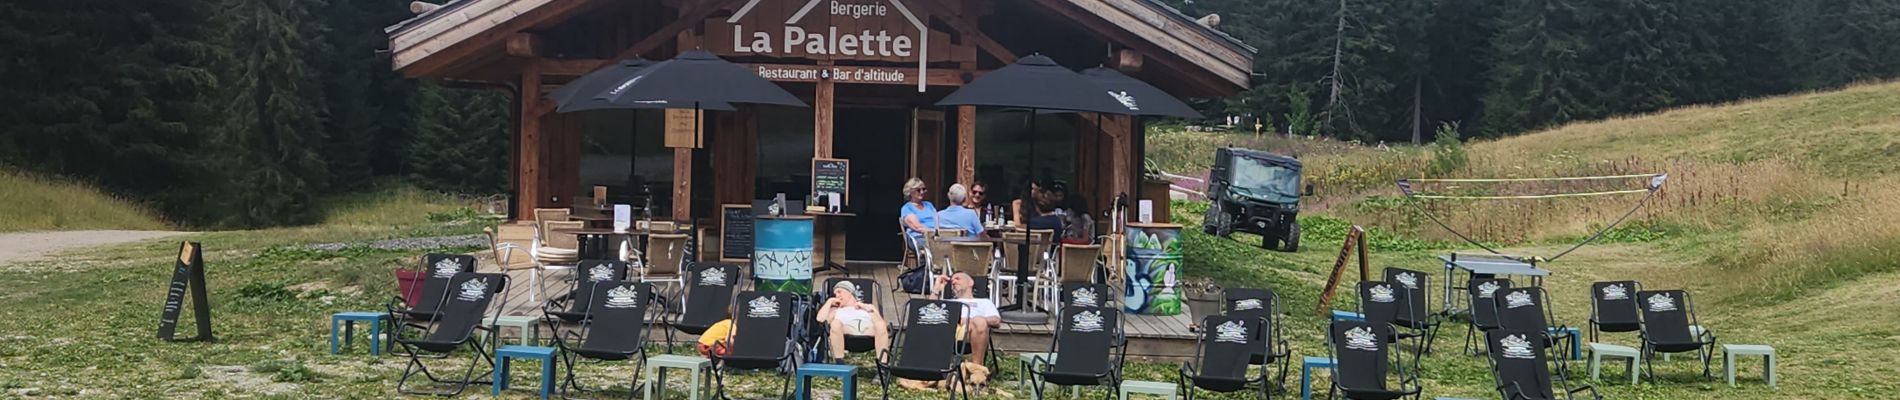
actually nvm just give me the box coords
[0,230,189,265]
[301,234,485,252]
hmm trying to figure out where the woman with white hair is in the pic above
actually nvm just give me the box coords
[898,177,936,252]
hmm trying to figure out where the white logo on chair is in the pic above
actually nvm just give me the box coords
[1233,298,1264,311]
[917,303,951,325]
[1071,310,1105,333]
[1071,287,1101,307]
[746,295,781,318]
[699,267,729,286]
[1477,281,1501,298]
[1504,290,1534,309]
[1601,284,1628,300]
[1343,326,1379,351]
[1368,284,1396,303]
[603,285,640,309]
[1394,272,1419,288]
[1646,293,1678,312]
[587,264,615,282]
[1214,320,1247,343]
[1499,334,1536,359]
[433,257,463,278]
[455,278,488,302]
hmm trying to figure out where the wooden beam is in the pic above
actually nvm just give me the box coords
[813,61,835,159]
[957,105,976,186]
[1116,48,1144,72]
[394,0,596,79]
[516,63,545,217]
[905,0,1017,64]
[673,147,692,221]
[601,0,743,68]
[1028,0,1249,93]
[505,33,544,57]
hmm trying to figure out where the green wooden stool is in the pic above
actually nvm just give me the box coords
[486,315,540,346]
[1588,342,1641,385]
[644,354,712,400]
[1119,380,1178,400]
[1723,344,1776,388]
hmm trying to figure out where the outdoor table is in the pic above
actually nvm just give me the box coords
[551,228,682,261]
[1439,253,1550,315]
[808,211,855,276]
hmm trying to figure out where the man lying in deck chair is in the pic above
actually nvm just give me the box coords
[666,263,739,353]
[1026,305,1125,399]
[1177,315,1271,400]
[1224,287,1291,393]
[878,299,968,400]
[933,272,1002,368]
[543,260,629,323]
[392,272,507,396]
[1588,281,1642,343]
[1636,289,1717,382]
[1384,267,1443,354]
[815,278,892,363]
[551,280,656,398]
[1328,320,1423,400]
[710,291,798,400]
[387,253,477,323]
[1463,278,1512,356]
[1488,329,1601,400]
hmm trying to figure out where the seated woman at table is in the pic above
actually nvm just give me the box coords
[898,178,937,256]
[1010,178,1043,229]
[815,280,891,363]
[936,183,984,236]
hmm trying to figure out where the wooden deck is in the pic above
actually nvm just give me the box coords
[478,258,1200,361]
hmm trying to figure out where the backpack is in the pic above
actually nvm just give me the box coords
[898,265,930,294]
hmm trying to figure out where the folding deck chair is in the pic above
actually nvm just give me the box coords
[1357,281,1427,348]
[392,272,508,396]
[1223,287,1291,392]
[1494,287,1577,359]
[1588,281,1642,343]
[1059,282,1117,309]
[879,299,969,400]
[1384,267,1443,354]
[1636,289,1717,382]
[1487,329,1601,400]
[1463,278,1512,356]
[1025,306,1126,399]
[543,260,630,323]
[388,253,477,322]
[665,263,739,352]
[1327,320,1423,400]
[710,291,799,400]
[550,281,656,398]
[1177,315,1272,400]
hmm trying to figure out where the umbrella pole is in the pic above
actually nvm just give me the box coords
[1003,109,1047,324]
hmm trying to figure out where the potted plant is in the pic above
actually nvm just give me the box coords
[1182,277,1222,331]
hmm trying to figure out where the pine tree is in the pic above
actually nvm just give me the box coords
[404,84,511,195]
[212,0,331,227]
[1480,0,1593,136]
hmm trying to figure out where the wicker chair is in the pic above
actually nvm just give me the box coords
[530,220,583,303]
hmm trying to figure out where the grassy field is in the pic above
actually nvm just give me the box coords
[0,169,168,232]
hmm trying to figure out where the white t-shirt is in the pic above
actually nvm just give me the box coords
[953,298,1000,319]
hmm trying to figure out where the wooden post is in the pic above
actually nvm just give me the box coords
[1104,114,1133,205]
[516,63,544,217]
[673,29,700,221]
[955,56,978,186]
[814,61,836,158]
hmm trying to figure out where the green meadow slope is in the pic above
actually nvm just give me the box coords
[0,169,168,232]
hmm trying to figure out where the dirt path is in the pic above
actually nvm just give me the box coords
[0,230,189,265]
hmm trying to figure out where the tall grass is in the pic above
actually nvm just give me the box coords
[0,169,168,232]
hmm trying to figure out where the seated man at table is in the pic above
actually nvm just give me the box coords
[937,183,984,236]
[816,280,891,363]
[932,272,1002,364]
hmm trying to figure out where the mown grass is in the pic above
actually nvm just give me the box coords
[0,168,169,232]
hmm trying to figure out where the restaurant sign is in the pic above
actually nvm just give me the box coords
[714,0,933,91]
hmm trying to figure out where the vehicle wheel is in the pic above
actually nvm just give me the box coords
[1283,222,1302,252]
[1207,202,1234,238]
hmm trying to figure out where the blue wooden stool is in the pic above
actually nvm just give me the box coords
[329,311,388,356]
[1548,327,1582,360]
[494,345,557,399]
[1330,310,1365,322]
[793,363,858,400]
[1300,356,1337,400]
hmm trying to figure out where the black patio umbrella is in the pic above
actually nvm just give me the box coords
[548,58,734,113]
[595,49,808,109]
[1077,66,1202,119]
[936,54,1132,324]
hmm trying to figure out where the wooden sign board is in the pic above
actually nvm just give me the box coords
[720,204,756,262]
[812,157,849,207]
[159,241,214,342]
[1315,226,1370,317]
[664,108,703,148]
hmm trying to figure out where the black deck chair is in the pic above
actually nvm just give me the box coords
[1026,306,1126,399]
[878,299,969,400]
[1494,287,1576,360]
[1327,320,1422,400]
[1588,281,1642,343]
[1357,282,1425,346]
[809,277,886,356]
[551,281,656,399]
[711,291,799,400]
[544,260,630,323]
[1060,282,1117,309]
[665,263,739,352]
[1487,329,1601,400]
[1635,289,1717,382]
[1177,315,1271,400]
[392,272,507,396]
[1463,278,1513,356]
[1383,267,1442,354]
[388,253,478,322]
[1222,287,1291,392]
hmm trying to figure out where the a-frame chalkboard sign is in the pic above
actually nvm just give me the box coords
[158,241,214,342]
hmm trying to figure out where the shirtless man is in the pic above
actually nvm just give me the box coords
[931,272,1002,364]
[814,280,890,363]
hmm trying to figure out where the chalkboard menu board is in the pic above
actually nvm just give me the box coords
[720,204,755,262]
[812,157,849,206]
[159,241,214,342]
